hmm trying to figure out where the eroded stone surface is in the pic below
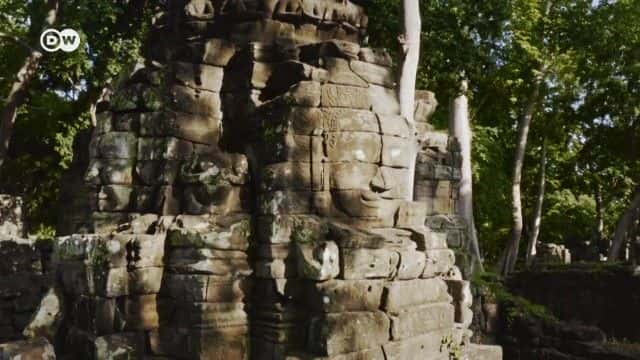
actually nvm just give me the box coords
[0,195,23,237]
[39,0,500,358]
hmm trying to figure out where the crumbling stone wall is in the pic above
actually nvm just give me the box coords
[5,1,502,359]
[509,265,640,342]
[0,196,50,344]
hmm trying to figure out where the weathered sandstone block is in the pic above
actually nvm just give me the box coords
[350,60,396,88]
[358,48,393,67]
[308,311,390,356]
[382,330,449,360]
[396,250,427,280]
[85,159,134,185]
[341,248,398,280]
[305,280,384,313]
[383,279,450,313]
[183,39,236,66]
[95,132,137,159]
[295,241,340,281]
[173,61,224,92]
[285,81,322,107]
[167,85,222,116]
[321,84,371,109]
[324,58,369,87]
[423,249,456,278]
[389,303,454,340]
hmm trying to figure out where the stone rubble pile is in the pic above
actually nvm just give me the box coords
[534,243,571,265]
[0,196,49,344]
[52,230,165,358]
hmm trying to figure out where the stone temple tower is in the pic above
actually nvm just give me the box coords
[43,0,503,359]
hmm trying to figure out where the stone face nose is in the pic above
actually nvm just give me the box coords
[370,167,390,192]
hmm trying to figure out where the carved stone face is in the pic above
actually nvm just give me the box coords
[326,112,413,224]
[250,47,411,227]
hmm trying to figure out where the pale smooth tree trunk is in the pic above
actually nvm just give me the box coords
[498,75,543,276]
[525,141,547,266]
[498,1,551,276]
[399,0,421,201]
[449,80,484,273]
[0,0,59,171]
[608,188,640,262]
[594,185,604,244]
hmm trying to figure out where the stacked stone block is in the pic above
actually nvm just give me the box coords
[0,238,49,344]
[414,92,481,345]
[151,215,252,359]
[415,131,462,217]
[44,0,502,358]
[85,38,249,233]
[241,39,465,359]
[57,130,95,235]
[0,196,49,343]
[53,232,164,358]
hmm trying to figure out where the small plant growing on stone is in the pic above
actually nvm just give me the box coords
[440,334,463,359]
[88,240,110,273]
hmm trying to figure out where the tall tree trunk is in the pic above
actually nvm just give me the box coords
[608,188,640,262]
[0,0,59,171]
[525,141,547,266]
[450,80,484,274]
[498,0,551,276]
[498,75,543,276]
[399,0,421,201]
[0,52,41,169]
[594,184,604,244]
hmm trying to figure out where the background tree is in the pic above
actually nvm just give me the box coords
[450,79,484,273]
[0,0,156,233]
[0,0,59,169]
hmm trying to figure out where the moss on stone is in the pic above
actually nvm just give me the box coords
[291,218,328,244]
[472,272,558,329]
[440,334,463,360]
[88,240,110,271]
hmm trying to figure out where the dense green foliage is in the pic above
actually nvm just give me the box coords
[368,0,640,265]
[0,0,156,233]
[473,272,558,326]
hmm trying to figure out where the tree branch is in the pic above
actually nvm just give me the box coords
[0,32,41,54]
